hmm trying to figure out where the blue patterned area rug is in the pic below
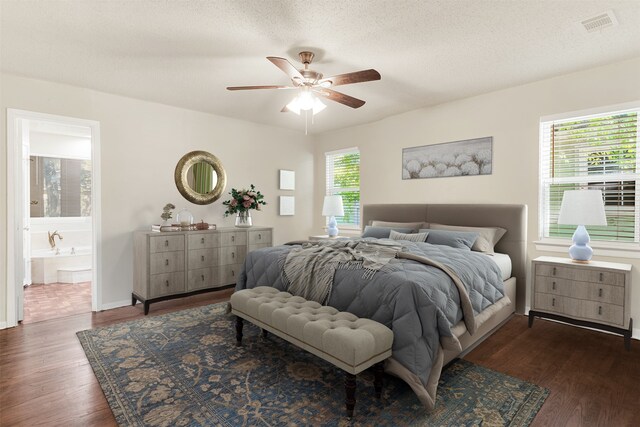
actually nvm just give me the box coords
[78,303,548,426]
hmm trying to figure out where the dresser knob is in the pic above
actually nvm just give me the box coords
[232,252,235,259]
[232,235,235,242]
[552,267,556,276]
[599,288,603,297]
[201,255,205,262]
[165,240,169,247]
[552,281,556,290]
[231,269,235,277]
[599,273,604,282]
[201,275,205,281]
[258,234,262,240]
[165,259,169,266]
[201,237,205,244]
[598,306,602,315]
[552,298,555,307]
[165,280,169,287]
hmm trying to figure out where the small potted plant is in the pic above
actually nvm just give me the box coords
[160,203,176,231]
[222,184,266,228]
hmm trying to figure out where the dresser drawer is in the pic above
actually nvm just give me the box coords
[220,264,242,285]
[220,232,247,246]
[220,246,246,265]
[536,263,624,286]
[535,276,624,305]
[579,300,624,326]
[150,235,184,253]
[188,248,218,269]
[248,230,272,246]
[188,267,219,291]
[534,292,564,313]
[188,233,220,249]
[150,251,185,274]
[150,272,185,298]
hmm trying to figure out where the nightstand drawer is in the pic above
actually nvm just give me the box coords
[188,233,220,249]
[248,230,271,245]
[535,276,624,305]
[534,292,564,313]
[188,248,218,269]
[150,235,184,253]
[536,263,624,287]
[579,300,623,326]
[150,251,185,274]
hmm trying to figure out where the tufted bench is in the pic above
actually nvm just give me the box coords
[230,286,394,417]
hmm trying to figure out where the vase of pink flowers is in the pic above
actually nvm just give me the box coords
[222,184,266,228]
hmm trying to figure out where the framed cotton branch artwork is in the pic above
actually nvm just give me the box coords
[402,137,493,179]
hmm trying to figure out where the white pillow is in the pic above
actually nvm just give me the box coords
[389,230,429,242]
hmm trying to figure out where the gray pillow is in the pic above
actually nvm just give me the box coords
[370,220,426,231]
[428,223,506,253]
[362,226,414,239]
[390,230,428,242]
[421,229,478,250]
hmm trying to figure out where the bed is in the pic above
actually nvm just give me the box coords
[235,203,527,410]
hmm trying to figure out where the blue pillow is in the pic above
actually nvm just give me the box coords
[362,226,414,239]
[420,229,478,250]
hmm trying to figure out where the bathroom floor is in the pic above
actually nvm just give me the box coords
[22,282,92,324]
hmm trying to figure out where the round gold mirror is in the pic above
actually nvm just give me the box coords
[175,151,227,205]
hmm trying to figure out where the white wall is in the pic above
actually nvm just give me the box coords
[0,73,314,323]
[313,57,640,335]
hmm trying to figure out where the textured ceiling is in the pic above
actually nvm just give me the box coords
[1,0,639,134]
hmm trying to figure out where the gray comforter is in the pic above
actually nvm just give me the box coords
[236,238,508,410]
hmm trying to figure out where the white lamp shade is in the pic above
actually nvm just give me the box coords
[322,195,344,216]
[557,190,607,226]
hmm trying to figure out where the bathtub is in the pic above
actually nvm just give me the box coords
[31,246,92,284]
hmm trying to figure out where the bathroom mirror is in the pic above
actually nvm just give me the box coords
[174,151,227,205]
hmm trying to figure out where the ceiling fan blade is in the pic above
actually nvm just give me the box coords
[226,85,293,91]
[314,88,366,108]
[267,56,304,83]
[318,69,381,87]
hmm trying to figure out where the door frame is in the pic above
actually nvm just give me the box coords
[6,109,102,327]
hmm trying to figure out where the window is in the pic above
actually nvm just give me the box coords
[539,105,639,243]
[30,155,92,218]
[325,148,360,228]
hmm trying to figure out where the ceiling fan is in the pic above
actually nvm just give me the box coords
[227,51,381,115]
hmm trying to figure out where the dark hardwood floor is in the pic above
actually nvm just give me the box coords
[1,291,638,426]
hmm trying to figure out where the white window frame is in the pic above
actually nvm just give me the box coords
[325,147,360,230]
[536,101,640,258]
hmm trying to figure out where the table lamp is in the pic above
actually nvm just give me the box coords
[322,195,345,237]
[557,189,607,263]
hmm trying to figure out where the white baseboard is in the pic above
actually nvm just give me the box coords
[0,321,7,330]
[99,299,131,311]
[634,327,640,340]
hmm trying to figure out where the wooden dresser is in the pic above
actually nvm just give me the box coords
[529,256,633,350]
[133,227,272,314]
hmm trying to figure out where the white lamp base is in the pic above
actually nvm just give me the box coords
[569,225,593,263]
[327,216,339,237]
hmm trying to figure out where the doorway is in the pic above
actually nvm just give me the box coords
[6,110,101,327]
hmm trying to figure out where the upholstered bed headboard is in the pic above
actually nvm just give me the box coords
[362,204,527,313]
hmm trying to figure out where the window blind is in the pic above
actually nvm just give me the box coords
[540,108,639,242]
[325,148,360,227]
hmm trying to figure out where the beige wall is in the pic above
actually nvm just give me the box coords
[0,74,314,323]
[313,57,640,336]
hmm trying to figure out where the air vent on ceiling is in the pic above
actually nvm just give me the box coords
[581,10,618,33]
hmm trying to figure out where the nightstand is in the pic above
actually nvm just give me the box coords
[308,235,351,241]
[529,256,633,350]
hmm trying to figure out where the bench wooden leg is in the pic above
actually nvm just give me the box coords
[235,316,243,346]
[345,373,356,417]
[373,362,384,398]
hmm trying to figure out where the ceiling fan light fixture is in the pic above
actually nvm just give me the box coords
[286,98,301,115]
[312,98,326,115]
[319,80,332,88]
[297,89,315,111]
